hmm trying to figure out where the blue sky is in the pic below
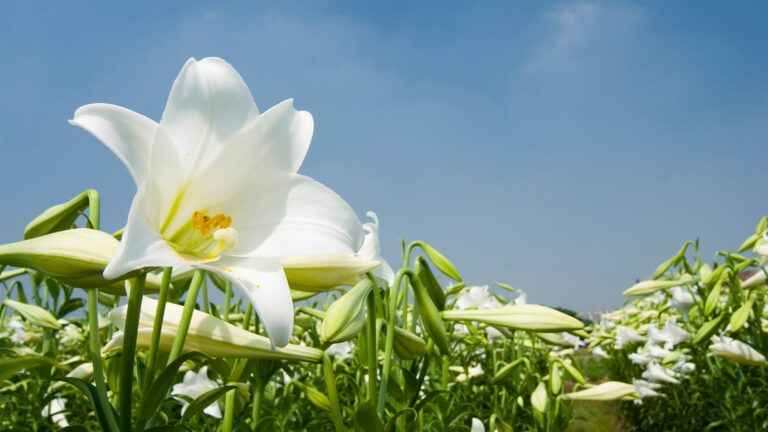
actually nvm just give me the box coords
[1,1,766,312]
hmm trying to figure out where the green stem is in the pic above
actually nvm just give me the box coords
[143,267,172,386]
[222,385,236,432]
[167,270,204,364]
[323,355,345,432]
[201,276,209,314]
[242,302,253,331]
[87,288,119,432]
[377,269,409,415]
[224,280,232,321]
[119,274,146,432]
[366,274,378,407]
[251,378,263,426]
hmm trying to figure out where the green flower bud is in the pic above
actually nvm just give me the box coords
[0,229,125,288]
[381,322,427,360]
[492,358,528,384]
[320,279,374,343]
[415,256,446,311]
[623,274,695,296]
[442,304,584,333]
[105,296,322,362]
[692,313,725,345]
[3,299,62,329]
[549,362,562,394]
[531,381,547,413]
[560,381,639,401]
[281,254,380,292]
[653,241,692,279]
[410,272,451,355]
[729,299,754,333]
[24,189,98,240]
[415,241,461,281]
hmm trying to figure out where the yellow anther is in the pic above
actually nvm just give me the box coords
[191,211,232,235]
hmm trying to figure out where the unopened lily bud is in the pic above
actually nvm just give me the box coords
[549,362,562,394]
[320,279,373,343]
[49,362,94,392]
[623,274,695,296]
[415,241,462,281]
[442,304,584,333]
[531,381,547,413]
[729,300,754,332]
[653,241,692,279]
[105,296,322,362]
[704,280,723,317]
[709,336,768,367]
[560,381,639,401]
[381,322,427,360]
[410,272,451,355]
[293,382,331,411]
[492,358,528,384]
[692,314,725,344]
[0,229,124,288]
[4,299,62,329]
[24,189,98,240]
[741,266,767,289]
[281,254,380,292]
[415,256,446,311]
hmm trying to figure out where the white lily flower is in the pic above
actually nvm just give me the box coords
[42,397,69,428]
[647,319,690,350]
[592,346,609,359]
[7,317,26,345]
[324,341,353,359]
[513,291,527,305]
[471,418,486,432]
[561,332,585,349]
[456,363,484,382]
[71,57,363,347]
[485,325,504,341]
[633,379,662,398]
[642,361,680,384]
[647,344,672,360]
[171,366,222,418]
[709,336,768,367]
[614,326,646,349]
[741,265,767,289]
[358,211,395,286]
[668,286,696,315]
[629,350,653,365]
[455,286,502,310]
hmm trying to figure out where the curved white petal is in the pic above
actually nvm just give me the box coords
[201,256,294,348]
[160,57,259,170]
[359,211,395,285]
[104,183,183,279]
[218,98,313,174]
[218,173,363,257]
[69,103,157,185]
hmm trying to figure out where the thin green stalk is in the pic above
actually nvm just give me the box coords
[222,386,236,432]
[223,280,232,321]
[378,269,409,415]
[323,355,345,432]
[201,276,209,313]
[87,288,119,432]
[251,378,263,426]
[143,267,173,386]
[242,302,253,331]
[365,274,378,407]
[119,274,146,432]
[167,270,204,364]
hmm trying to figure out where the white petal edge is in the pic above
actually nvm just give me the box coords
[104,183,184,279]
[220,172,364,258]
[69,103,157,186]
[201,256,294,348]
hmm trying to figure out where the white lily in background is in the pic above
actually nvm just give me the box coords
[614,326,646,349]
[647,319,690,349]
[324,341,353,359]
[592,346,609,359]
[642,361,680,384]
[71,57,363,347]
[171,366,222,418]
[708,336,768,367]
[455,285,502,310]
[633,379,661,398]
[7,317,26,344]
[42,397,69,428]
[358,211,395,285]
[471,418,486,432]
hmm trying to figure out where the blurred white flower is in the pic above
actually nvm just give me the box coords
[647,345,672,360]
[669,286,696,317]
[471,417,486,432]
[642,361,679,384]
[633,379,661,398]
[324,341,353,359]
[709,336,768,367]
[58,324,84,346]
[171,366,222,418]
[7,317,26,345]
[647,319,690,350]
[456,286,502,310]
[456,364,484,383]
[561,333,585,349]
[629,351,653,365]
[615,326,646,349]
[42,397,69,428]
[592,346,609,359]
[513,291,527,305]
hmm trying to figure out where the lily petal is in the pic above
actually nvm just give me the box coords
[69,103,157,185]
[202,256,294,348]
[222,173,364,257]
[160,57,259,168]
[104,183,183,279]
